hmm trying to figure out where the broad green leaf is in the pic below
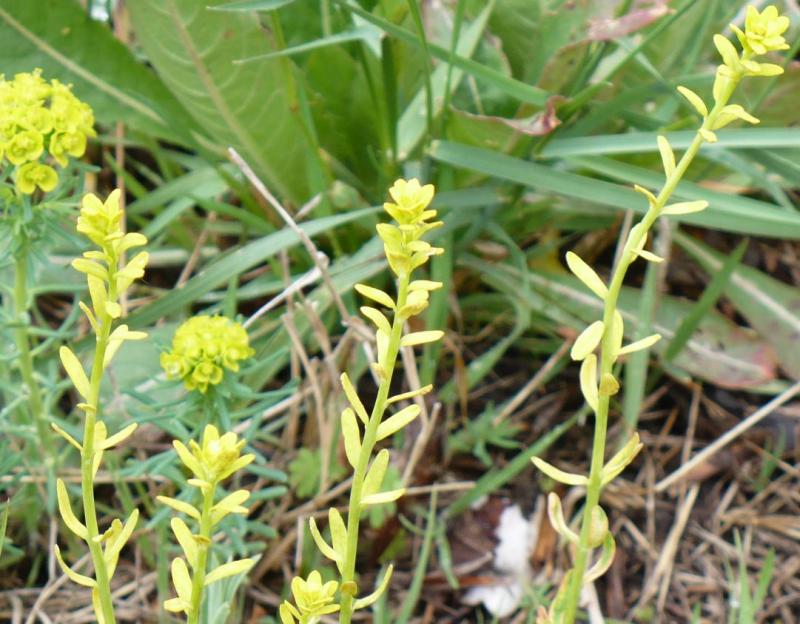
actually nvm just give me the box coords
[128,0,312,203]
[676,233,800,379]
[0,0,198,145]
[334,0,548,106]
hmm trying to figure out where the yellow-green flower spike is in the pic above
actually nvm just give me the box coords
[539,8,792,623]
[161,315,255,393]
[160,426,256,623]
[0,69,95,195]
[291,179,445,624]
[55,189,148,624]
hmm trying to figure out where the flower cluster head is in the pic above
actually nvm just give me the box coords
[734,5,790,56]
[674,5,791,144]
[378,178,443,278]
[279,571,340,624]
[0,69,95,194]
[172,424,255,488]
[161,315,254,393]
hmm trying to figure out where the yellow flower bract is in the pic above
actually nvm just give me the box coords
[1,69,95,194]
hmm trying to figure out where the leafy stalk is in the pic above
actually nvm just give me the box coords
[54,190,148,624]
[12,252,54,483]
[279,179,444,624]
[338,276,409,623]
[533,7,792,622]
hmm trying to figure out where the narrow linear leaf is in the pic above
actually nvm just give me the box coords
[56,480,88,540]
[354,283,396,309]
[341,408,362,469]
[547,492,579,544]
[309,517,341,564]
[677,85,708,117]
[400,330,444,347]
[618,334,662,356]
[340,372,369,425]
[361,488,405,507]
[565,252,608,299]
[657,135,675,176]
[204,558,256,585]
[571,320,605,361]
[59,346,90,400]
[376,404,420,440]
[662,200,708,215]
[580,354,599,412]
[532,457,588,486]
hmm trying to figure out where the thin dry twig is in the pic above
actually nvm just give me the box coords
[227,147,350,323]
[655,380,800,492]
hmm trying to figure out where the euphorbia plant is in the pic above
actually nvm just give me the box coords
[532,6,791,623]
[279,179,445,624]
[1,70,96,488]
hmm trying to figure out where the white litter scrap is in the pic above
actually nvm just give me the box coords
[463,504,535,618]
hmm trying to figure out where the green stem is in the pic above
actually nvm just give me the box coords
[81,302,116,624]
[560,75,741,623]
[187,483,215,624]
[338,274,410,624]
[12,254,53,465]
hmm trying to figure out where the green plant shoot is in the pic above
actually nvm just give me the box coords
[532,6,791,623]
[159,425,256,623]
[54,189,149,624]
[279,178,445,624]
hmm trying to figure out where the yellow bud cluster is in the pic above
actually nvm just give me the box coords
[0,69,95,194]
[161,315,255,393]
[166,424,255,490]
[158,426,256,617]
[378,178,443,278]
[70,190,149,335]
[279,571,340,624]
